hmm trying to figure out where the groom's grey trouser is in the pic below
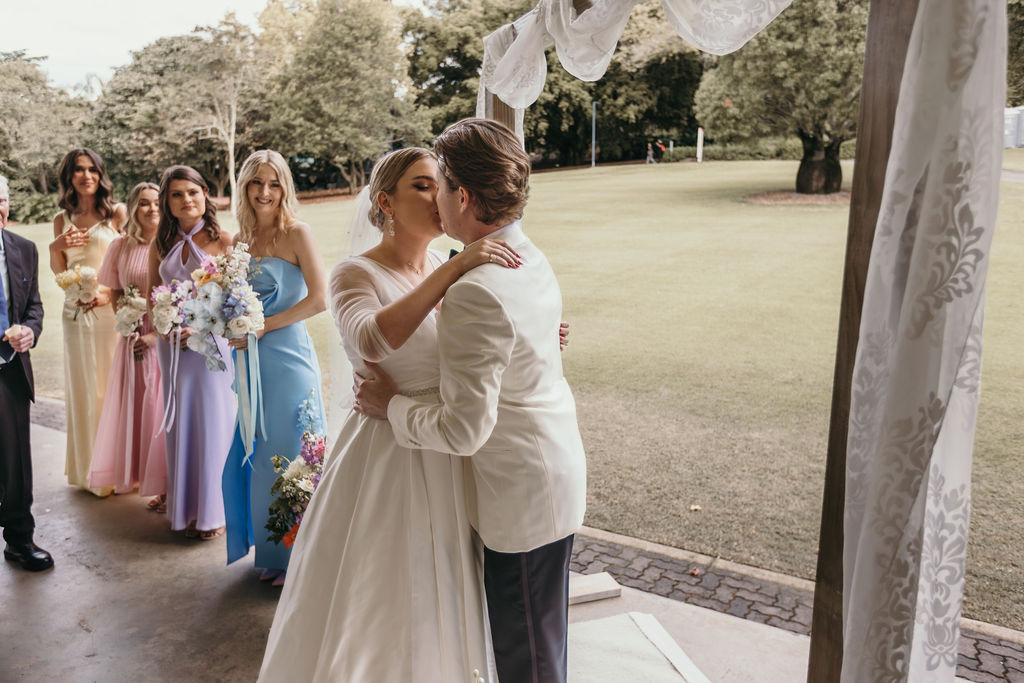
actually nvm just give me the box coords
[484,534,574,683]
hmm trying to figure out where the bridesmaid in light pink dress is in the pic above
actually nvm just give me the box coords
[88,183,167,506]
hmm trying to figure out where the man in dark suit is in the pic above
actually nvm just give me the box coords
[0,175,52,572]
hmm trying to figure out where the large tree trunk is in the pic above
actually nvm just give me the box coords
[796,133,843,194]
[336,159,356,194]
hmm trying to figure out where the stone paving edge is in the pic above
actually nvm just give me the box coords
[579,524,1024,647]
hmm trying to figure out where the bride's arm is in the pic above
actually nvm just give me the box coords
[371,239,521,352]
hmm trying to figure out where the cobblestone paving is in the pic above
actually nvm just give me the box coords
[572,534,1024,681]
[29,402,1022,681]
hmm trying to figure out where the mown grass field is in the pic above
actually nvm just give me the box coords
[11,158,1023,628]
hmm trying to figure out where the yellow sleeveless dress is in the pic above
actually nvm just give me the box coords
[60,212,119,493]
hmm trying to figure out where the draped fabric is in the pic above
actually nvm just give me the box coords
[475,0,792,128]
[841,1,1006,680]
[473,0,1007,678]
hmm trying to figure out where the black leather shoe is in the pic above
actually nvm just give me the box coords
[4,541,54,572]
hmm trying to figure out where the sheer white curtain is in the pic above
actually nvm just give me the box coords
[472,0,1007,679]
[842,0,1005,680]
[475,0,792,127]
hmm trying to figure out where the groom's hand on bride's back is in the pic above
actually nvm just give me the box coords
[353,362,398,420]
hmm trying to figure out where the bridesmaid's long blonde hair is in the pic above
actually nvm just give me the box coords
[235,150,300,247]
[124,182,159,244]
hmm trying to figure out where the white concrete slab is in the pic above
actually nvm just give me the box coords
[570,584,810,682]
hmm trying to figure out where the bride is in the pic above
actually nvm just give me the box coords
[258,148,520,682]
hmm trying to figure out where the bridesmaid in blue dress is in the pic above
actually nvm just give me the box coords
[147,165,237,540]
[223,150,326,583]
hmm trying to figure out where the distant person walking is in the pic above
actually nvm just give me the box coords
[654,139,665,163]
[645,142,654,164]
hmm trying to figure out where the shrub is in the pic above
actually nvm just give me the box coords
[668,137,857,162]
[9,192,59,225]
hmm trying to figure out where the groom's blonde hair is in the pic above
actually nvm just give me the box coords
[434,118,530,226]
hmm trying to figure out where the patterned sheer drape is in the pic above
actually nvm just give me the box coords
[475,0,792,130]
[473,0,1007,679]
[842,1,1005,680]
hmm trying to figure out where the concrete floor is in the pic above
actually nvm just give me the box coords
[3,424,817,682]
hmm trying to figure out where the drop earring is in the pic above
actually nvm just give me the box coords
[386,215,395,237]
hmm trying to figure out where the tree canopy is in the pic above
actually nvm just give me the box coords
[264,0,429,190]
[694,0,868,193]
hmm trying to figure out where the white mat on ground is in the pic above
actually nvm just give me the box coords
[569,611,710,682]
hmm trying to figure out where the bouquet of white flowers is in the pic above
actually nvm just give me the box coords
[150,280,191,335]
[181,243,265,372]
[114,284,149,360]
[55,265,100,320]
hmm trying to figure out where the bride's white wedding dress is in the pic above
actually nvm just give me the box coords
[258,251,493,682]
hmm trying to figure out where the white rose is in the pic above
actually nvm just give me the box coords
[65,282,82,303]
[227,317,249,338]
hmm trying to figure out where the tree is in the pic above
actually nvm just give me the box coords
[0,51,89,195]
[88,15,262,198]
[1009,0,1024,107]
[405,0,703,166]
[694,0,868,193]
[268,0,430,191]
[89,36,231,196]
[187,15,264,200]
[403,0,532,134]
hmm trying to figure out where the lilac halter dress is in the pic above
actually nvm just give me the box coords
[156,221,237,531]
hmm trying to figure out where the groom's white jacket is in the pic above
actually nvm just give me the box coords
[387,221,587,554]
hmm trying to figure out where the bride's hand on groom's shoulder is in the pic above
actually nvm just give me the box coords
[353,362,398,420]
[455,238,522,275]
[559,322,570,351]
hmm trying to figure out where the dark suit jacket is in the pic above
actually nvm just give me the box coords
[2,229,44,402]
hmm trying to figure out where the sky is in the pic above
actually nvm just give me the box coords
[3,0,280,91]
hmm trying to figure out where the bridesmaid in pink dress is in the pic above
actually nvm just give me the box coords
[88,183,168,507]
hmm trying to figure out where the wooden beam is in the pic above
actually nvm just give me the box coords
[806,1,921,680]
[488,92,517,131]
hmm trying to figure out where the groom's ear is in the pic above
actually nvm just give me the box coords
[457,186,472,213]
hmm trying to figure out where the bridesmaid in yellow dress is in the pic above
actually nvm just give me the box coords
[48,148,126,495]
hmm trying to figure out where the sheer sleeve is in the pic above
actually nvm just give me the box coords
[329,259,395,363]
[97,235,123,289]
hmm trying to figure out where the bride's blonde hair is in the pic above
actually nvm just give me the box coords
[366,148,434,230]
[235,150,300,246]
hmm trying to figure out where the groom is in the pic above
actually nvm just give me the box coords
[356,118,587,683]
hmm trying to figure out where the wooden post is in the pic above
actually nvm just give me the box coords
[488,93,517,131]
[806,1,921,680]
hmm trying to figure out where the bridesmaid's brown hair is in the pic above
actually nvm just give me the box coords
[155,165,221,258]
[57,147,116,220]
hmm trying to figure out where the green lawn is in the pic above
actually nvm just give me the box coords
[10,159,1023,629]
[1005,146,1024,172]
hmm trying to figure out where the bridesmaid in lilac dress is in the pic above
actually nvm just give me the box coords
[147,166,236,540]
[89,183,167,503]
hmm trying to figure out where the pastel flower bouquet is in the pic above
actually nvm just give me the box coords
[114,284,149,360]
[55,265,99,320]
[150,280,192,336]
[180,242,265,371]
[266,393,326,548]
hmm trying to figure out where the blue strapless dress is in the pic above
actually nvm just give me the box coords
[223,257,325,569]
